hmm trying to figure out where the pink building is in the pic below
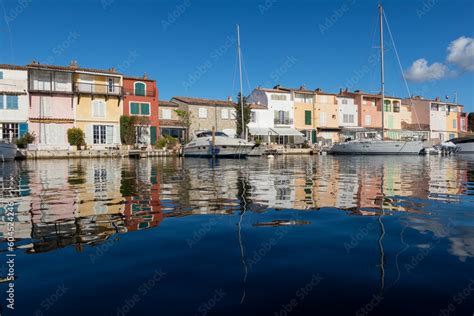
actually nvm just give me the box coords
[27,63,75,150]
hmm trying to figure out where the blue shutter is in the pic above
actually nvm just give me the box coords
[0,95,3,109]
[19,123,28,137]
[7,95,18,109]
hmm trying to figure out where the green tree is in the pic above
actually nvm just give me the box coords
[67,128,85,149]
[120,116,150,145]
[468,112,474,132]
[174,109,192,142]
[234,93,251,138]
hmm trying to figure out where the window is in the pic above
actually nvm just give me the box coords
[92,100,106,118]
[384,100,392,112]
[393,102,400,113]
[161,108,172,120]
[270,94,287,101]
[0,71,3,79]
[341,99,348,105]
[93,125,113,144]
[33,71,52,91]
[40,96,52,117]
[251,112,257,123]
[2,123,19,141]
[0,95,3,109]
[343,114,355,124]
[54,72,71,92]
[319,96,328,103]
[130,102,150,115]
[461,119,466,130]
[319,112,327,126]
[6,96,18,109]
[134,82,146,96]
[304,111,312,125]
[221,108,229,119]
[198,108,207,118]
[362,100,367,105]
[452,119,457,129]
[431,103,439,111]
[295,93,313,103]
[108,78,114,93]
[365,115,371,125]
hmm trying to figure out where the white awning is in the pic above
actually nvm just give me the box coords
[249,127,277,136]
[271,128,305,136]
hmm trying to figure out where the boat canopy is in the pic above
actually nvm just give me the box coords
[249,127,304,137]
[271,128,304,137]
[248,127,277,136]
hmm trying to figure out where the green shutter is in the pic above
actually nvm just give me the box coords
[135,82,145,96]
[150,126,157,145]
[305,111,312,125]
[141,103,150,115]
[311,129,317,144]
[130,102,140,115]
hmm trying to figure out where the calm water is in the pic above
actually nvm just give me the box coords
[0,156,473,315]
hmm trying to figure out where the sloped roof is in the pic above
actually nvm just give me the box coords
[172,96,236,107]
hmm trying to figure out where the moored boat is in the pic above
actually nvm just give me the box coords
[451,137,474,154]
[0,141,17,161]
[329,139,424,155]
[183,131,254,158]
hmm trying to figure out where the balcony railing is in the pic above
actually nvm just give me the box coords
[123,88,156,97]
[274,118,294,125]
[74,82,122,96]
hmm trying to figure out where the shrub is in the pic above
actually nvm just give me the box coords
[67,128,86,148]
[16,132,36,149]
[155,135,178,149]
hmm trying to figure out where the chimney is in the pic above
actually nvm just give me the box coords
[143,72,148,79]
[273,84,281,89]
[227,96,232,101]
[345,88,348,93]
[339,88,343,94]
[354,89,362,93]
[435,96,440,101]
[69,60,79,68]
[108,67,116,73]
[315,88,322,92]
[299,85,305,90]
[31,60,40,65]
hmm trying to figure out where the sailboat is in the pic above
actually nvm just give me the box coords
[329,4,424,155]
[183,25,255,158]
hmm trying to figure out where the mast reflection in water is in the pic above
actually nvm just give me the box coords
[0,156,473,315]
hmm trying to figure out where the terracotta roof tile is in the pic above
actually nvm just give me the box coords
[172,96,236,107]
[27,63,121,75]
[0,64,28,70]
[159,100,179,107]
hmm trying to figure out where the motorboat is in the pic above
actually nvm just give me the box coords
[0,140,17,161]
[329,139,424,155]
[183,131,255,158]
[451,137,474,154]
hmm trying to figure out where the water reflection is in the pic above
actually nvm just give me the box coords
[0,156,473,258]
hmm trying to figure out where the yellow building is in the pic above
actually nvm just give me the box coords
[292,90,317,144]
[314,90,340,143]
[446,104,461,140]
[73,67,123,149]
[383,97,402,139]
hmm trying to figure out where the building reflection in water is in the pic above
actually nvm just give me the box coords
[0,156,472,260]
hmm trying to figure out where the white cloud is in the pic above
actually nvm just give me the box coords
[447,36,474,71]
[404,58,448,82]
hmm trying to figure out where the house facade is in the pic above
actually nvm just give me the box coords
[123,75,159,146]
[74,66,123,149]
[27,63,75,149]
[406,97,464,141]
[314,90,339,143]
[171,96,237,137]
[0,65,29,143]
[292,89,317,144]
[158,100,186,141]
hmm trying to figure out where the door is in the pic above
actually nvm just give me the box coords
[150,126,157,145]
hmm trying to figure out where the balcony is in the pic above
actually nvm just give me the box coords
[123,88,156,97]
[74,82,122,96]
[274,118,294,125]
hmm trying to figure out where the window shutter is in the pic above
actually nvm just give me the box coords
[150,126,157,145]
[130,103,140,115]
[305,111,311,125]
[0,95,3,109]
[134,82,146,96]
[141,103,150,115]
[106,125,114,144]
[19,123,28,137]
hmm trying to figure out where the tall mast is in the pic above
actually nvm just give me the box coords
[237,24,245,139]
[379,4,385,139]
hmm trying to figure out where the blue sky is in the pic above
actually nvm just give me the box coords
[1,0,473,111]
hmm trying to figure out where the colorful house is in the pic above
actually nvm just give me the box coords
[406,96,464,141]
[292,88,317,144]
[0,64,29,143]
[171,96,237,138]
[122,75,159,146]
[314,89,339,143]
[73,64,123,149]
[27,62,75,149]
[158,100,186,142]
[459,112,468,134]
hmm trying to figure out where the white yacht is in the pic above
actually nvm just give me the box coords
[0,141,17,161]
[183,131,255,158]
[451,137,474,154]
[329,4,424,155]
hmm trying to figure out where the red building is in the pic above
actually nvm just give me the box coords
[123,74,159,145]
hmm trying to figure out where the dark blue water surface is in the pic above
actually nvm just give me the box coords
[0,156,473,316]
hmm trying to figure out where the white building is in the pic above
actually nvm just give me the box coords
[247,86,303,144]
[337,95,358,128]
[0,65,29,142]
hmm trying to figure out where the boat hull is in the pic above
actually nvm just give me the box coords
[184,145,253,158]
[329,140,424,155]
[0,143,17,161]
[456,142,474,154]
